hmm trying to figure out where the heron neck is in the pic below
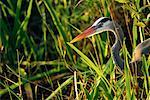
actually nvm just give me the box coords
[111,22,124,69]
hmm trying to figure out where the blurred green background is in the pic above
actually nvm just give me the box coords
[0,0,149,99]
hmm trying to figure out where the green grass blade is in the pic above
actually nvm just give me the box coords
[132,18,138,49]
[43,0,73,61]
[46,77,73,100]
[12,0,22,36]
[123,43,132,99]
[0,1,16,17]
[0,67,68,96]
[67,42,102,76]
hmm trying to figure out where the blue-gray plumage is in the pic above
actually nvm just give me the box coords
[70,17,150,70]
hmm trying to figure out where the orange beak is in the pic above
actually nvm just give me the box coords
[70,26,96,43]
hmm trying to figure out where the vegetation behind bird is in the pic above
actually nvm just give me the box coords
[0,0,149,99]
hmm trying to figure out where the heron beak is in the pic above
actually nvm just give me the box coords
[70,26,96,43]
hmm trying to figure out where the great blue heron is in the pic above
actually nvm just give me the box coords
[70,17,150,70]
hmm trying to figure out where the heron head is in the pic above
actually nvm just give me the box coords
[70,17,112,43]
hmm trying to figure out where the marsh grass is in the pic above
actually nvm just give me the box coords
[0,0,149,99]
